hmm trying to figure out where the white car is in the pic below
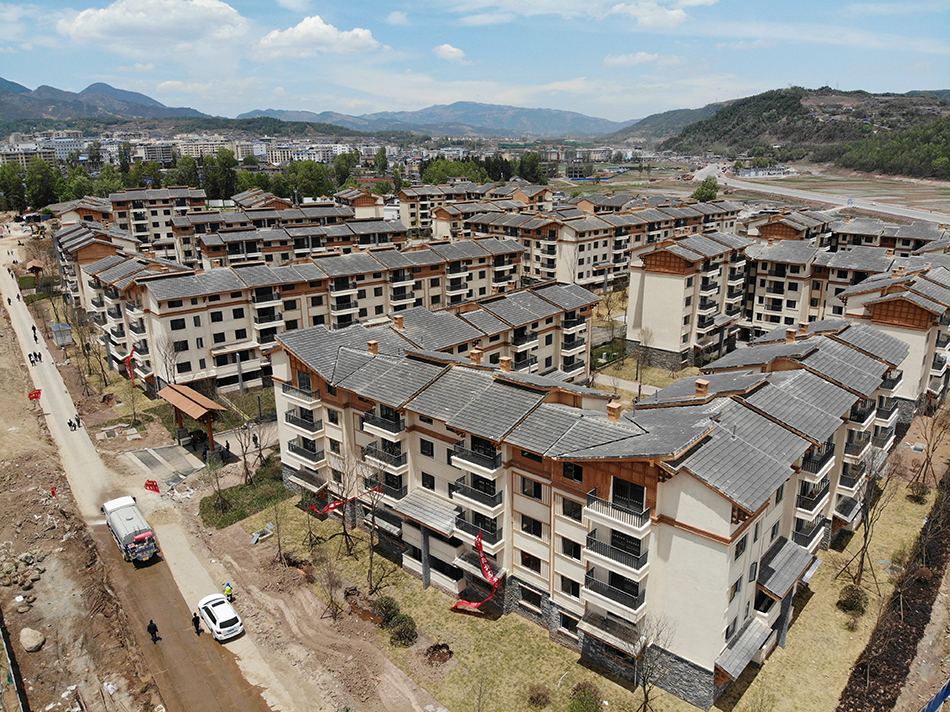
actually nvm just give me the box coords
[197,594,244,641]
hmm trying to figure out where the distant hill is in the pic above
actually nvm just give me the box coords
[660,87,950,154]
[239,101,637,137]
[0,77,209,121]
[606,102,726,141]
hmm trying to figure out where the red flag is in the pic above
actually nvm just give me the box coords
[144,479,160,493]
[321,484,383,514]
[51,487,57,498]
[124,347,137,386]
[28,389,41,401]
[451,531,501,612]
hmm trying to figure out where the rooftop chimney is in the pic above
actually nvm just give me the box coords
[500,356,512,373]
[785,327,796,344]
[892,265,905,278]
[886,248,894,258]
[767,238,774,248]
[797,322,809,337]
[470,348,483,366]
[607,401,623,422]
[367,340,378,355]
[392,314,404,330]
[695,378,710,398]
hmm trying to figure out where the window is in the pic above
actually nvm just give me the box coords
[729,577,742,602]
[332,469,343,484]
[521,477,542,500]
[176,361,192,374]
[207,293,220,302]
[771,521,780,541]
[231,308,244,319]
[193,315,201,327]
[545,333,553,346]
[420,439,434,457]
[374,287,383,297]
[749,561,758,583]
[521,587,542,608]
[212,332,226,344]
[328,439,341,454]
[211,311,223,322]
[545,356,553,368]
[168,299,183,308]
[447,447,455,465]
[173,340,188,353]
[560,613,579,635]
[422,472,435,490]
[561,537,581,560]
[283,300,297,311]
[310,295,323,307]
[521,449,542,463]
[753,522,760,542]
[735,535,747,560]
[725,617,738,641]
[326,384,337,396]
[563,462,583,483]
[234,328,247,340]
[327,409,339,425]
[170,318,186,331]
[775,483,784,504]
[562,498,582,522]
[561,576,580,598]
[285,319,298,330]
[191,298,198,306]
[430,277,440,287]
[521,515,542,538]
[375,305,384,315]
[521,551,541,573]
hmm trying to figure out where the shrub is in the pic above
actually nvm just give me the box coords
[908,481,929,504]
[371,596,400,628]
[569,681,602,712]
[527,684,551,708]
[838,584,869,614]
[389,613,417,647]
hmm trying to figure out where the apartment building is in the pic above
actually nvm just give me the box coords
[333,188,385,219]
[55,196,113,227]
[830,218,947,255]
[231,188,293,211]
[55,222,146,303]
[398,181,552,233]
[269,310,905,710]
[755,209,835,245]
[108,187,207,245]
[431,200,527,240]
[626,232,753,369]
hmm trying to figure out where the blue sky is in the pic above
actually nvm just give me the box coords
[1,0,948,121]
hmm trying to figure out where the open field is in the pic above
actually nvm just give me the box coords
[750,173,950,214]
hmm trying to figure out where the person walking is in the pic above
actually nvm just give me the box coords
[67,419,74,431]
[33,332,37,343]
[192,612,202,636]
[75,413,81,427]
[147,620,160,643]
[223,582,234,602]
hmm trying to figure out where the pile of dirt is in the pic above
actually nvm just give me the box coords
[423,643,453,666]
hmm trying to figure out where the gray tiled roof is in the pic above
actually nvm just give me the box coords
[334,350,446,408]
[368,249,415,270]
[704,340,817,371]
[401,248,444,267]
[746,240,818,265]
[831,324,910,367]
[405,366,496,423]
[497,371,608,397]
[473,237,525,255]
[796,337,886,396]
[480,290,561,328]
[813,245,894,273]
[430,241,489,261]
[764,369,857,420]
[716,619,771,680]
[97,258,151,284]
[85,254,127,275]
[394,307,484,351]
[446,380,547,442]
[638,372,770,406]
[392,489,459,537]
[758,536,815,599]
[277,323,409,381]
[909,278,950,307]
[311,252,384,277]
[459,308,509,336]
[739,380,844,443]
[146,270,247,301]
[531,283,599,312]
[865,290,945,315]
[753,319,851,345]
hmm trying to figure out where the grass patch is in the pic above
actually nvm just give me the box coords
[215,386,277,428]
[596,356,701,389]
[91,412,155,432]
[198,456,292,529]
[17,275,36,290]
[591,338,627,367]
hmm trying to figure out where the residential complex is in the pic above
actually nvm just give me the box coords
[270,311,906,710]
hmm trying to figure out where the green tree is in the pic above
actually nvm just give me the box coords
[173,155,200,187]
[391,165,404,192]
[516,152,546,184]
[142,161,164,188]
[373,180,393,195]
[202,148,239,199]
[691,176,718,202]
[64,166,94,200]
[125,161,145,189]
[118,142,132,173]
[93,164,125,197]
[87,141,102,168]
[242,155,259,166]
[25,158,62,209]
[374,147,388,175]
[0,162,27,212]
[421,158,488,185]
[288,160,335,200]
[334,151,360,185]
[270,173,290,199]
[65,150,82,170]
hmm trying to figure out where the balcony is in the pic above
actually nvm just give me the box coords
[284,412,323,433]
[251,291,281,304]
[933,354,947,374]
[389,272,414,286]
[873,426,896,450]
[513,330,539,348]
[362,410,406,435]
[390,290,416,304]
[452,443,502,472]
[840,462,866,490]
[103,288,121,302]
[726,287,744,300]
[329,280,359,295]
[801,445,835,475]
[110,327,126,340]
[563,360,585,373]
[563,317,586,331]
[941,312,950,327]
[129,321,146,336]
[287,441,325,464]
[698,298,718,314]
[702,262,719,274]
[254,312,283,325]
[365,477,408,501]
[697,315,716,330]
[455,516,503,546]
[700,281,717,294]
[880,370,903,391]
[728,270,745,284]
[583,570,646,616]
[449,476,504,509]
[492,273,512,284]
[364,442,408,469]
[133,340,149,355]
[586,531,648,572]
[125,301,142,314]
[796,479,830,513]
[281,382,320,404]
[586,491,651,532]
[766,285,785,295]
[792,522,824,549]
[87,279,99,290]
[106,306,122,319]
[844,436,872,458]
[90,296,104,309]
[849,401,875,425]
[876,402,898,425]
[938,334,950,350]
[513,355,538,371]
[562,336,586,353]
[446,280,468,295]
[446,264,467,275]
[330,299,360,315]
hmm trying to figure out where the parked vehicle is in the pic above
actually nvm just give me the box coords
[197,594,244,641]
[101,496,159,562]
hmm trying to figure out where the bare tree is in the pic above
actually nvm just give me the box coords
[630,615,675,712]
[124,377,142,428]
[328,449,366,557]
[361,465,397,594]
[253,418,277,468]
[634,327,654,400]
[231,420,256,485]
[154,336,180,388]
[470,674,496,712]
[836,449,900,593]
[737,683,777,712]
[915,402,950,489]
[602,288,623,343]
[313,544,344,620]
[271,500,286,567]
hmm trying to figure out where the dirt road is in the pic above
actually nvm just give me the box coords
[0,227,273,712]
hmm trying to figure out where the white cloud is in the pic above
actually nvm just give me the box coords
[610,2,688,29]
[716,39,773,50]
[117,62,156,72]
[847,1,947,15]
[57,0,248,52]
[604,51,659,66]
[257,15,381,59]
[433,43,468,63]
[276,0,309,10]
[459,13,516,25]
[385,11,409,25]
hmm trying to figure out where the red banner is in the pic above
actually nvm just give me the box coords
[124,347,136,386]
[51,486,57,498]
[319,485,383,514]
[144,479,160,493]
[28,389,41,401]
[452,532,501,612]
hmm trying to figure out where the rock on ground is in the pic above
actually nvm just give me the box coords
[19,627,45,652]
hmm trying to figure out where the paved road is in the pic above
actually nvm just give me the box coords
[718,175,950,224]
[0,227,273,712]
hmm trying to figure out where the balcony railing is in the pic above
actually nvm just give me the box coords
[876,403,897,421]
[254,312,283,324]
[849,402,875,422]
[90,296,104,308]
[365,477,408,500]
[362,410,406,434]
[563,336,586,350]
[845,436,872,455]
[106,306,122,319]
[287,441,325,464]
[792,522,824,548]
[513,355,538,370]
[700,281,717,294]
[873,427,895,449]
[801,445,835,474]
[586,532,648,571]
[450,476,503,507]
[934,355,947,371]
[365,443,407,467]
[513,330,539,346]
[797,479,830,511]
[285,412,323,433]
[251,291,280,303]
[453,443,502,470]
[329,280,358,293]
[390,290,415,302]
[125,301,142,314]
[840,463,866,489]
[586,492,651,529]
[129,321,146,335]
[281,382,320,401]
[880,370,903,390]
[563,360,585,373]
[455,516,503,545]
[447,264,467,274]
[584,570,645,612]
[492,273,511,283]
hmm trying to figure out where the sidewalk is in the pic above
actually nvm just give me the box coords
[591,373,659,399]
